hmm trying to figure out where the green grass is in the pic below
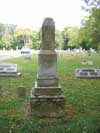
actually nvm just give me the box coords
[0,53,100,133]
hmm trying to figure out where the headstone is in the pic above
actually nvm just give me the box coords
[30,18,65,118]
[81,60,93,65]
[87,50,91,56]
[75,68,100,78]
[87,60,93,65]
[24,54,31,60]
[0,63,21,77]
[17,86,26,97]
[81,60,87,65]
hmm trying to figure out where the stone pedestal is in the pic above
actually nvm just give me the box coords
[37,50,58,87]
[30,95,65,118]
[30,82,65,117]
[30,18,65,118]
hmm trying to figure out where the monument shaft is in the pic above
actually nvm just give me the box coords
[37,18,58,87]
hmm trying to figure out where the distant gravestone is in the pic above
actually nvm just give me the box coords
[75,68,100,78]
[0,63,21,77]
[24,54,31,60]
[81,60,93,66]
[87,50,91,56]
[87,61,93,65]
[81,60,87,65]
[30,18,65,118]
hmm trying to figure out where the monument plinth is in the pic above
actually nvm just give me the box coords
[30,18,65,117]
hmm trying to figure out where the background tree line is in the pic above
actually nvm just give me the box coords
[0,0,99,50]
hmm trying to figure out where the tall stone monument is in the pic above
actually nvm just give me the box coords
[30,18,65,117]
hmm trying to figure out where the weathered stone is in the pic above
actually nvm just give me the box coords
[17,86,26,97]
[30,94,65,118]
[30,18,65,118]
[41,18,55,50]
[31,82,62,96]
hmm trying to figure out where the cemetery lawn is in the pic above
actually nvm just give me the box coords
[0,53,100,133]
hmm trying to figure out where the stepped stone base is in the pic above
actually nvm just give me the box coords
[30,82,65,118]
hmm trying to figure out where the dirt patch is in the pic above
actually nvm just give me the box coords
[65,104,79,118]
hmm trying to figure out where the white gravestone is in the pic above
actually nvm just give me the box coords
[0,63,21,77]
[87,61,93,65]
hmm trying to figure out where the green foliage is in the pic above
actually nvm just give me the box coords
[30,31,41,49]
[0,23,5,49]
[79,16,94,49]
[55,29,63,49]
[79,8,100,50]
[82,0,100,11]
[14,27,33,48]
[91,8,100,47]
[81,0,100,50]
[67,27,80,48]
[62,26,80,49]
[62,28,69,50]
[1,34,14,49]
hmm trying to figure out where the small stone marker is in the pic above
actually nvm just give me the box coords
[0,63,21,77]
[81,60,87,65]
[17,86,26,97]
[30,18,65,118]
[75,68,100,78]
[24,54,31,60]
[87,61,93,65]
[81,60,93,65]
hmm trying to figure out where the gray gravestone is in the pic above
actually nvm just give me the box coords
[0,63,21,77]
[75,68,100,78]
[30,18,65,118]
[24,54,31,60]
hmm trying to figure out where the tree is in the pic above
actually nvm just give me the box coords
[79,16,93,49]
[55,29,63,50]
[79,8,100,50]
[82,0,100,12]
[0,23,5,49]
[30,31,41,49]
[91,8,100,49]
[81,0,100,50]
[14,27,33,49]
[62,28,69,50]
[63,26,80,49]
[1,34,14,49]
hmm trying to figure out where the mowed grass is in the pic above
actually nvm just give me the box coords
[0,53,100,133]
